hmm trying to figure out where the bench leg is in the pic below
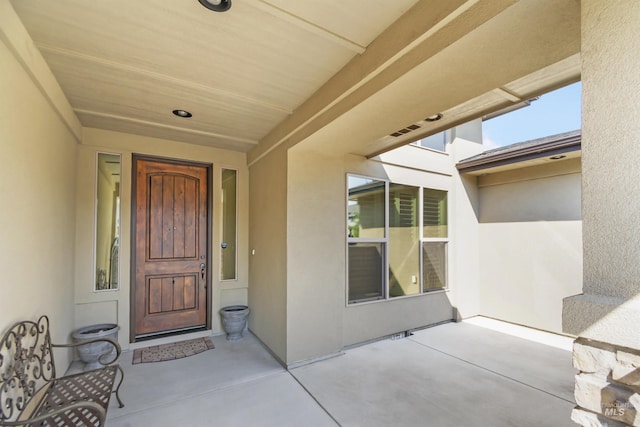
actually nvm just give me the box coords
[113,365,125,408]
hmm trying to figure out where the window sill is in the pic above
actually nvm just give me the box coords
[410,143,450,156]
[347,288,449,307]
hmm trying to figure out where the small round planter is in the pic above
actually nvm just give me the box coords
[72,323,119,371]
[220,305,250,341]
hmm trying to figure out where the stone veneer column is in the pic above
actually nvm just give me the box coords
[563,2,640,426]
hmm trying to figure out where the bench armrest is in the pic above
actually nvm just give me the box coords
[52,337,122,366]
[0,401,106,426]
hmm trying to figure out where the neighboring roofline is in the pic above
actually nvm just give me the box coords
[456,129,581,174]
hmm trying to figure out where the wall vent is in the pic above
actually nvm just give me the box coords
[390,124,421,138]
[390,330,414,340]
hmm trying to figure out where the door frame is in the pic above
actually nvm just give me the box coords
[130,154,213,342]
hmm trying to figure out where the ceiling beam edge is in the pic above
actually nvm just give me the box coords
[492,87,522,103]
[248,0,517,167]
[249,0,366,54]
[366,70,581,158]
[75,109,259,146]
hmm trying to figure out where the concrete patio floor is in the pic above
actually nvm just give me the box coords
[105,318,577,426]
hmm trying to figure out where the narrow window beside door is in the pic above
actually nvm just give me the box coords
[221,169,237,281]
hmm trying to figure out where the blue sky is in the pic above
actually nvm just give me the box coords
[482,81,582,148]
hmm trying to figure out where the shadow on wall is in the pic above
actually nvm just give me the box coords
[478,172,581,223]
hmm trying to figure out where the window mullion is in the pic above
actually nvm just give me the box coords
[384,180,389,300]
[419,187,424,294]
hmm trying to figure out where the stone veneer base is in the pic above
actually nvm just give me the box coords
[572,337,640,426]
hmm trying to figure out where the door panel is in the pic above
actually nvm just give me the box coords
[147,275,198,313]
[134,158,209,338]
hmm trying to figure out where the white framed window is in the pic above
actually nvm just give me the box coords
[421,188,448,292]
[413,130,450,152]
[388,183,420,297]
[347,175,387,303]
[347,174,448,304]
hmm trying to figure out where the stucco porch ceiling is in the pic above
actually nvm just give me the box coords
[10,0,580,159]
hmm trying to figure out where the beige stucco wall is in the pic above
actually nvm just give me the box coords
[248,144,288,363]
[448,135,484,321]
[563,1,640,349]
[280,136,484,365]
[74,128,249,348]
[340,147,456,348]
[252,139,480,365]
[0,19,78,369]
[286,147,344,363]
[479,163,583,334]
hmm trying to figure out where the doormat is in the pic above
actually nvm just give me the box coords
[132,337,214,364]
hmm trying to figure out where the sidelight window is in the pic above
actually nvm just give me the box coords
[220,169,238,280]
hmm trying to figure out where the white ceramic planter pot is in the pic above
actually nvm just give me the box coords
[220,305,250,341]
[72,323,119,371]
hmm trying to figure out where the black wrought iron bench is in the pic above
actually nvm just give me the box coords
[0,315,124,426]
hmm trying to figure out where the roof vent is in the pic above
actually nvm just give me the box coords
[390,124,421,138]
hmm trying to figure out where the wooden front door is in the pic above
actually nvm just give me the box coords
[133,157,210,338]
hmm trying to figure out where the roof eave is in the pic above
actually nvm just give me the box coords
[456,131,581,174]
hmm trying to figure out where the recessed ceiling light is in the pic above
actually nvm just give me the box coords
[198,0,231,12]
[173,109,192,118]
[550,155,566,160]
[425,113,443,122]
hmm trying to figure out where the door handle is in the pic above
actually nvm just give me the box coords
[200,263,206,280]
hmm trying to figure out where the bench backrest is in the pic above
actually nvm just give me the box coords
[0,315,56,423]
